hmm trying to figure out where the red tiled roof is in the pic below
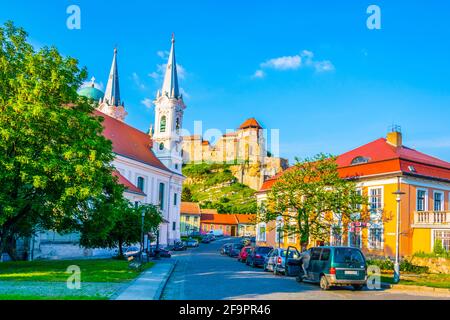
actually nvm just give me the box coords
[235,214,256,224]
[259,137,450,192]
[180,202,201,215]
[201,213,238,225]
[94,110,172,173]
[113,170,146,196]
[239,118,262,130]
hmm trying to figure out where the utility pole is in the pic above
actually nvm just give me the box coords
[392,177,405,284]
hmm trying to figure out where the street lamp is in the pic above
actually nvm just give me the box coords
[392,178,405,284]
[141,210,145,262]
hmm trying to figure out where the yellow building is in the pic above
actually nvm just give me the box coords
[180,202,202,236]
[256,129,450,257]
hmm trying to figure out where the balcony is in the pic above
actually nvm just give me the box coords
[412,211,450,228]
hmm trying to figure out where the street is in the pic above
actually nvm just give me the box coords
[162,237,450,300]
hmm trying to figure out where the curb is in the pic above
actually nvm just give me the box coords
[381,282,450,294]
[154,260,177,300]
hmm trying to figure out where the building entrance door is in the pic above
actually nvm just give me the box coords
[231,226,236,237]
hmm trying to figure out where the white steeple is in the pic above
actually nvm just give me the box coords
[161,34,180,99]
[97,48,127,121]
[152,34,186,174]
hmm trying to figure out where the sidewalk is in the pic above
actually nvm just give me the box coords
[113,261,176,300]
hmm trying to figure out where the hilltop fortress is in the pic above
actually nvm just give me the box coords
[181,118,288,190]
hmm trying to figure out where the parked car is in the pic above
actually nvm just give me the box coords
[228,243,244,257]
[264,247,300,275]
[237,246,253,262]
[208,234,216,241]
[190,231,202,237]
[220,243,232,255]
[246,246,273,267]
[172,241,187,251]
[297,246,367,291]
[185,238,199,247]
[123,246,140,258]
[148,246,172,258]
[201,235,212,243]
[208,229,224,237]
[241,237,251,246]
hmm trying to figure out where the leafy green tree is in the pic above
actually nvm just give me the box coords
[261,153,367,251]
[0,22,125,259]
[181,186,193,202]
[80,202,163,258]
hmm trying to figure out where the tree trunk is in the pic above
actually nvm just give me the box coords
[118,238,124,259]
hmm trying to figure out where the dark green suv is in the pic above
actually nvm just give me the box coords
[297,246,367,290]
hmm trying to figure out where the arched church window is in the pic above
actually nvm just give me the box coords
[160,116,166,133]
[176,118,180,133]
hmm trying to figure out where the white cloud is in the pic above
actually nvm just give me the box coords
[141,98,153,109]
[252,70,265,79]
[148,51,187,81]
[180,87,190,99]
[260,55,302,70]
[253,50,334,78]
[132,72,146,90]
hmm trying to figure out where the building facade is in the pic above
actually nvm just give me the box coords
[256,129,450,257]
[29,37,186,260]
[180,202,202,236]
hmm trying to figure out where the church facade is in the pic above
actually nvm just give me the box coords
[27,36,185,260]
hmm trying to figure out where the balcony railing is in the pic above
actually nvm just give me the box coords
[413,211,450,226]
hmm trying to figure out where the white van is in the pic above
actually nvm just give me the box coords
[208,229,224,237]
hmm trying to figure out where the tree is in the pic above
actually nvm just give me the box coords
[262,153,367,251]
[80,202,163,258]
[0,22,125,259]
[181,185,193,202]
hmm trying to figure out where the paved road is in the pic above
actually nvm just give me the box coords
[162,237,449,300]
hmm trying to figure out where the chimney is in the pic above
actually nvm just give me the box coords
[387,125,402,147]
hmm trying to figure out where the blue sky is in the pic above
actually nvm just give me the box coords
[1,0,450,163]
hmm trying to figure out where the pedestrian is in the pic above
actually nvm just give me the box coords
[300,250,310,279]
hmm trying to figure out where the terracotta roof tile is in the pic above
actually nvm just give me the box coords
[235,214,256,224]
[113,170,146,196]
[201,213,237,225]
[239,118,262,130]
[95,110,172,173]
[259,137,450,192]
[180,202,201,215]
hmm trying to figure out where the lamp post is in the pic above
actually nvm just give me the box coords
[141,210,145,262]
[392,178,405,284]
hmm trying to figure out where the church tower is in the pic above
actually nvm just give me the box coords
[97,48,128,121]
[153,34,186,174]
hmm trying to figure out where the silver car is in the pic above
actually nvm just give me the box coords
[264,248,300,275]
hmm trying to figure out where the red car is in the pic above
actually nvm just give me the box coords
[237,246,252,262]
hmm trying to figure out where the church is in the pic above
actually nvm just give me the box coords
[29,36,185,259]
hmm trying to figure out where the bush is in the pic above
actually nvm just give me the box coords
[367,258,428,274]
[413,251,450,259]
[433,240,446,255]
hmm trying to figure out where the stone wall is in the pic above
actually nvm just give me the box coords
[409,256,450,274]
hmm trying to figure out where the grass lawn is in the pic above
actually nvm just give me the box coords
[382,272,450,289]
[0,259,154,282]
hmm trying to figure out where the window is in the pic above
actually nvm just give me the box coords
[210,224,214,231]
[160,116,166,133]
[174,193,178,206]
[348,229,362,248]
[186,216,190,222]
[354,188,363,211]
[159,142,165,151]
[137,176,144,192]
[369,187,383,212]
[351,156,370,165]
[417,189,427,211]
[320,249,331,261]
[159,183,165,210]
[176,118,180,133]
[369,187,383,221]
[331,226,342,246]
[257,223,266,241]
[310,248,322,261]
[275,217,284,245]
[175,164,179,170]
[288,231,296,244]
[434,192,444,211]
[433,230,450,251]
[368,226,383,250]
[172,222,176,231]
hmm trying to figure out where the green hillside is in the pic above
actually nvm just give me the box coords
[181,163,257,214]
